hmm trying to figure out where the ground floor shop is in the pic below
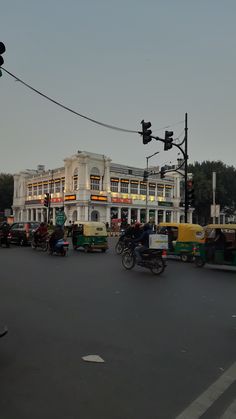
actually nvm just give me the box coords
[13,201,192,226]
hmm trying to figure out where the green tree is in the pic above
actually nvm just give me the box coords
[0,173,14,212]
[188,161,236,224]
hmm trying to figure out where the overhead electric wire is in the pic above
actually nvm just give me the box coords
[2,67,185,139]
[2,67,139,134]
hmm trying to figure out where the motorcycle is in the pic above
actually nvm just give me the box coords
[115,231,132,255]
[31,234,48,251]
[122,242,167,275]
[48,238,69,256]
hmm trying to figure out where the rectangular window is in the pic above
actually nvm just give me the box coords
[165,186,173,198]
[90,176,100,191]
[43,182,49,194]
[157,184,164,197]
[120,181,129,193]
[73,176,78,190]
[55,180,61,193]
[149,183,156,196]
[140,182,147,195]
[38,183,42,195]
[111,180,119,192]
[130,181,138,194]
[33,185,37,196]
[28,185,32,196]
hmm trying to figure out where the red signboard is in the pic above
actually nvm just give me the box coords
[111,198,132,204]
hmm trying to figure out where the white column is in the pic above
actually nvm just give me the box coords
[163,210,166,222]
[84,206,89,221]
[53,208,56,224]
[106,206,110,223]
[128,208,131,225]
[118,207,121,220]
[137,208,140,222]
[155,210,158,225]
[171,211,174,222]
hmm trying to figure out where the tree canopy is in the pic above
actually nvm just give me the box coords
[0,173,14,212]
[188,161,236,224]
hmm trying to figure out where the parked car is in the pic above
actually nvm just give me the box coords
[9,222,40,246]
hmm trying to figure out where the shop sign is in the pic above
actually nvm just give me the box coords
[65,194,76,201]
[111,198,132,204]
[25,199,42,205]
[51,197,63,203]
[158,201,173,207]
[91,195,107,202]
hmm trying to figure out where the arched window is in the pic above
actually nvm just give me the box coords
[73,168,78,190]
[90,167,100,191]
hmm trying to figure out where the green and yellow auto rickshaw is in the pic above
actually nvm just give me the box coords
[72,221,108,253]
[158,222,205,262]
[194,224,236,268]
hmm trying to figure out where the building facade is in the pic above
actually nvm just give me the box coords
[12,150,192,225]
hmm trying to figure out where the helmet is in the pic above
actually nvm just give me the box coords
[134,222,141,228]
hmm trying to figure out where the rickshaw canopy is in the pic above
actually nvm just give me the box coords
[159,223,205,242]
[73,221,107,237]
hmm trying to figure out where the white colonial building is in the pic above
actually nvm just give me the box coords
[12,150,192,225]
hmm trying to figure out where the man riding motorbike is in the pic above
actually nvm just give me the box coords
[133,222,153,263]
[0,221,10,247]
[33,222,48,246]
[49,225,64,251]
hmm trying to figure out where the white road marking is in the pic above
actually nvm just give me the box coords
[175,362,236,419]
[82,355,105,363]
[220,399,236,418]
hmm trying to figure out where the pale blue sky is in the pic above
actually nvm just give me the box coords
[1,0,236,173]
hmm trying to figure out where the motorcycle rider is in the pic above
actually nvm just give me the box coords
[133,222,153,263]
[0,221,10,247]
[49,224,64,251]
[34,222,48,245]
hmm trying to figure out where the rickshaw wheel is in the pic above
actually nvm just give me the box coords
[180,253,189,263]
[195,257,205,267]
[84,245,90,253]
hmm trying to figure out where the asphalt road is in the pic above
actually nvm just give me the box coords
[0,238,236,419]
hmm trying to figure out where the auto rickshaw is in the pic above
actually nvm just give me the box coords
[158,222,205,262]
[194,224,236,268]
[72,221,108,252]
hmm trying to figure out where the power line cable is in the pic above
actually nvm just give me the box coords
[2,67,185,139]
[2,67,139,134]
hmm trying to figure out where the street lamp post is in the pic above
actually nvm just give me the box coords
[145,151,160,222]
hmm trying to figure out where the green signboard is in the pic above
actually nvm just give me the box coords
[56,210,67,226]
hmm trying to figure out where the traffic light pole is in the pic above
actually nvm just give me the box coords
[145,151,160,222]
[149,113,189,222]
[48,170,53,224]
[184,113,188,223]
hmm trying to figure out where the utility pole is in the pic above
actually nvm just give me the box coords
[212,171,216,223]
[48,170,53,224]
[145,151,159,222]
[184,113,188,223]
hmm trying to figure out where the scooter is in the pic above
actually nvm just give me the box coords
[48,238,69,256]
[122,242,167,275]
[0,231,10,248]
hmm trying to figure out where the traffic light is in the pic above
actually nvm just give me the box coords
[44,193,50,207]
[0,42,6,77]
[160,167,165,179]
[143,170,149,181]
[164,131,173,151]
[141,120,152,144]
[187,180,195,207]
